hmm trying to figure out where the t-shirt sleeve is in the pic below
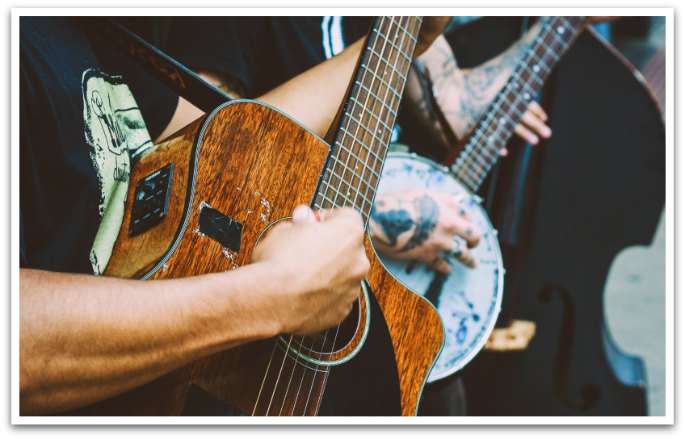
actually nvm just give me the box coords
[167,17,267,97]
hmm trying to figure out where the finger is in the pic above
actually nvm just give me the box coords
[514,124,539,145]
[527,100,548,121]
[450,241,477,268]
[291,205,316,224]
[521,110,552,139]
[453,218,482,248]
[455,203,473,222]
[429,256,453,275]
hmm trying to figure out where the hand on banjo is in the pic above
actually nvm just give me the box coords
[369,189,482,275]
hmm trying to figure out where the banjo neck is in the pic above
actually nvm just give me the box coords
[446,16,586,193]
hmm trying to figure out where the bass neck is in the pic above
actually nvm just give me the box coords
[315,16,422,224]
[445,16,586,193]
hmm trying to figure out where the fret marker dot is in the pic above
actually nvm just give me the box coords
[557,26,565,34]
[533,65,540,73]
[524,92,531,100]
[499,118,506,125]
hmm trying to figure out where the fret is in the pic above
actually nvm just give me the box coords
[358,64,405,102]
[332,142,382,180]
[338,126,385,165]
[345,104,395,137]
[322,174,374,210]
[317,16,420,219]
[350,87,399,121]
[319,182,356,207]
[329,158,379,196]
[349,93,398,124]
[540,41,562,66]
[390,16,419,44]
[339,120,390,158]
[377,28,414,65]
[360,49,405,93]
[452,16,589,185]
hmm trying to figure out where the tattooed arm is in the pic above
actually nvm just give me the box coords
[369,189,481,274]
[404,24,551,153]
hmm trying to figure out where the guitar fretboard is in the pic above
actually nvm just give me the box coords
[315,16,422,224]
[450,16,586,192]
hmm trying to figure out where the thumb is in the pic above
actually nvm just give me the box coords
[291,205,317,224]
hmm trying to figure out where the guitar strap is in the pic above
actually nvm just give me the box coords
[78,17,231,113]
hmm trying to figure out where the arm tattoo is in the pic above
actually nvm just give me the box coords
[448,39,528,134]
[401,195,439,252]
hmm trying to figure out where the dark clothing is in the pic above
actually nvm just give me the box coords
[168,16,372,98]
[20,17,176,274]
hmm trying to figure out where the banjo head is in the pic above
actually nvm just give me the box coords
[374,152,504,382]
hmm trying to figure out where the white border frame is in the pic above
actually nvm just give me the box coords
[8,5,675,428]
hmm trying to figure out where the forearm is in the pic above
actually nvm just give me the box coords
[155,38,365,144]
[258,38,365,137]
[19,266,282,414]
[406,22,541,147]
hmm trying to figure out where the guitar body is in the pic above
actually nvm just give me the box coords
[70,100,442,416]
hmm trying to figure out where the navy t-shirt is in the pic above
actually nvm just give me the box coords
[20,17,176,274]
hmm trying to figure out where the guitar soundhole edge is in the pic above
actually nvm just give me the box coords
[257,218,369,366]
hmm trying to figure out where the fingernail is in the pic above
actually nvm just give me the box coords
[292,205,313,223]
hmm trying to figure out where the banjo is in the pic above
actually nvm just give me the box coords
[375,17,587,382]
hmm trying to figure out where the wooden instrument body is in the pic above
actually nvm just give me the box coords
[74,100,442,416]
[444,19,663,415]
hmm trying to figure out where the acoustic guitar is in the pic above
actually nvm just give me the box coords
[70,16,443,416]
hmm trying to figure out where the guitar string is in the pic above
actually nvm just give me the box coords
[255,16,395,416]
[454,16,560,187]
[293,17,391,416]
[464,17,584,188]
[301,16,398,415]
[455,17,584,189]
[252,15,564,417]
[454,17,583,190]
[454,17,558,188]
[305,15,419,414]
[354,17,412,217]
[466,16,582,185]
[297,16,415,415]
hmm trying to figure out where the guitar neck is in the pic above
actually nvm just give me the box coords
[449,16,586,192]
[315,16,422,224]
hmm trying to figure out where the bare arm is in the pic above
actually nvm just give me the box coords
[154,39,365,143]
[20,207,368,414]
[155,17,449,143]
[405,24,551,152]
